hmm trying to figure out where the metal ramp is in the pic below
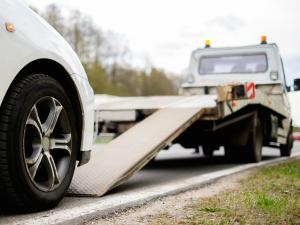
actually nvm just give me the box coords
[69,95,216,196]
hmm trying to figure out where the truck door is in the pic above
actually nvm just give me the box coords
[280,57,291,116]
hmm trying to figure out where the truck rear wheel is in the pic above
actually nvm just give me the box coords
[202,146,214,157]
[280,127,293,157]
[225,118,263,163]
[0,74,78,212]
[245,119,263,163]
[224,146,242,162]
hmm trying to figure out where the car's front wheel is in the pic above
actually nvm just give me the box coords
[0,74,78,212]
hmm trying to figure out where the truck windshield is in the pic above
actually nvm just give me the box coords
[199,54,268,75]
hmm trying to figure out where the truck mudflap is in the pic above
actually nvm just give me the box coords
[68,95,216,196]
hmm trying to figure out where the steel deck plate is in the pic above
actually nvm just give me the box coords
[69,95,216,196]
[94,95,215,111]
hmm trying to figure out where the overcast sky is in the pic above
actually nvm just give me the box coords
[27,0,300,83]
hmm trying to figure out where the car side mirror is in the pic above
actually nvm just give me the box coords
[294,79,300,91]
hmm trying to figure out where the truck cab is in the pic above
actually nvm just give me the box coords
[175,38,294,161]
[182,38,289,94]
[193,45,282,81]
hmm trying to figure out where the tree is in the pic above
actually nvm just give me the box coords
[85,61,110,94]
[42,4,66,36]
[147,68,176,95]
[40,4,179,96]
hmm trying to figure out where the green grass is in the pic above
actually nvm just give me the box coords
[293,127,300,132]
[94,137,113,144]
[201,207,223,213]
[152,160,300,225]
[255,192,288,215]
[94,139,110,144]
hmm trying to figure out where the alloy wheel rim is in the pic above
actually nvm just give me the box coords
[23,97,72,192]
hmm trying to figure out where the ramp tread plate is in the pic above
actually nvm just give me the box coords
[69,96,216,196]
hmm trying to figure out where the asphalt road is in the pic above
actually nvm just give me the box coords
[111,142,300,194]
[1,142,299,224]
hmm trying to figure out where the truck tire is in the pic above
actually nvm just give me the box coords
[202,146,214,157]
[224,146,242,163]
[225,119,263,163]
[245,119,263,163]
[0,74,78,212]
[280,127,293,157]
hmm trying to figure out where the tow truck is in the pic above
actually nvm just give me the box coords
[69,37,297,197]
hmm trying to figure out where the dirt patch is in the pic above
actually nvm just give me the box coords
[86,170,253,225]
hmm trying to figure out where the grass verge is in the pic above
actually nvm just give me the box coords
[293,127,300,132]
[153,160,300,225]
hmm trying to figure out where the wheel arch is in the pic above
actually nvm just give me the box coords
[8,59,83,161]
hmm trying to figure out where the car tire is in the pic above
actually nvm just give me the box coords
[0,74,78,212]
[280,126,293,157]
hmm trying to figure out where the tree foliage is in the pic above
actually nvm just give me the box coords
[39,4,178,96]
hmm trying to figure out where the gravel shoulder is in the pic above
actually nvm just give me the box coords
[86,170,253,225]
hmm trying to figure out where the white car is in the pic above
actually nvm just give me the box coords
[0,0,94,211]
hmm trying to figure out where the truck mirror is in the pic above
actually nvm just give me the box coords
[294,79,300,91]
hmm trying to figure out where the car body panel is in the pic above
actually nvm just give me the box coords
[0,0,94,153]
